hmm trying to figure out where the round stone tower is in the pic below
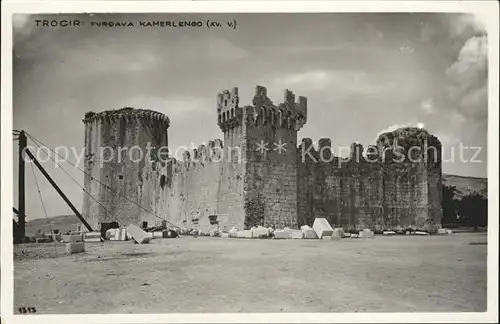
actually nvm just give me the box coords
[82,108,170,229]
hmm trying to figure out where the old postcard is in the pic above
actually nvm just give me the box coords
[1,1,498,323]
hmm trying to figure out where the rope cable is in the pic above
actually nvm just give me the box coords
[30,160,58,251]
[29,140,126,228]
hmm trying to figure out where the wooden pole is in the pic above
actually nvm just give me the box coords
[16,131,27,244]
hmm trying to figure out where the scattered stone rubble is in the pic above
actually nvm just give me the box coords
[29,215,452,253]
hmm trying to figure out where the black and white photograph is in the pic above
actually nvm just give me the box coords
[1,1,498,323]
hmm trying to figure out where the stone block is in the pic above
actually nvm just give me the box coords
[273,230,292,239]
[119,229,128,240]
[437,228,448,235]
[106,228,118,239]
[359,229,374,239]
[313,218,334,238]
[66,242,85,254]
[330,235,341,241]
[290,230,304,239]
[126,224,153,244]
[153,231,163,238]
[84,238,101,243]
[221,233,229,238]
[383,231,396,236]
[332,228,344,238]
[114,228,128,241]
[237,231,246,238]
[229,227,239,238]
[62,234,83,243]
[415,231,429,236]
[84,232,102,242]
[301,225,318,239]
[251,226,270,238]
[243,230,253,239]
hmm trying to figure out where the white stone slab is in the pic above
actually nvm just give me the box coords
[290,230,304,239]
[313,218,334,238]
[273,230,291,239]
[383,231,396,236]
[106,229,117,239]
[84,237,101,243]
[85,232,101,239]
[251,226,270,238]
[126,224,153,244]
[66,242,85,254]
[332,228,345,238]
[153,231,163,238]
[301,225,318,239]
[221,233,229,238]
[359,229,374,239]
[229,227,239,238]
[114,228,128,241]
[62,234,83,243]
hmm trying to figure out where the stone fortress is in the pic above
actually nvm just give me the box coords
[82,86,443,233]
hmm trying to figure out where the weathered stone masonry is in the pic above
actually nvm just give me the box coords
[82,86,443,232]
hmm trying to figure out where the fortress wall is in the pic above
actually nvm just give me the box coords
[297,140,383,229]
[216,126,245,231]
[380,162,425,229]
[139,140,225,232]
[297,138,440,230]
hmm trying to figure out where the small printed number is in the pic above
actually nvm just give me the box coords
[18,306,37,314]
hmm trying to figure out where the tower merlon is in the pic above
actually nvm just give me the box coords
[217,87,242,131]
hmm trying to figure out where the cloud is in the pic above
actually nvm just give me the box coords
[420,98,434,114]
[445,35,488,120]
[448,14,487,38]
[12,14,34,42]
[273,70,397,96]
[54,46,165,77]
[279,71,331,91]
[119,96,208,120]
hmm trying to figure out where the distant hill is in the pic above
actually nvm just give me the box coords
[443,173,487,199]
[25,214,81,236]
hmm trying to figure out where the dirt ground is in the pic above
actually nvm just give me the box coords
[13,233,487,314]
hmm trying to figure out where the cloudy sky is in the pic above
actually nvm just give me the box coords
[12,13,488,219]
